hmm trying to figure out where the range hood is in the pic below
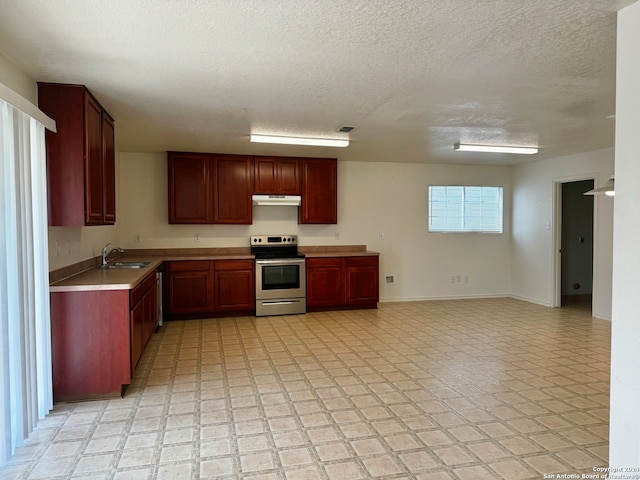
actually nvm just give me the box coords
[252,194,301,206]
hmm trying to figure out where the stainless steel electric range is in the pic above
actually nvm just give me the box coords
[251,235,306,316]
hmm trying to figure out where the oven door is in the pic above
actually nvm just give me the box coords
[255,258,306,300]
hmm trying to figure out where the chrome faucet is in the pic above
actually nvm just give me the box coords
[101,243,125,267]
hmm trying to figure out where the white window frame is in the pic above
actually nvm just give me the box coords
[428,185,504,233]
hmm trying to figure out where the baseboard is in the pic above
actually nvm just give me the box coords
[379,294,511,303]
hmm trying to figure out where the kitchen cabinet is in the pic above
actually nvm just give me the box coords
[130,271,158,371]
[214,259,255,312]
[167,153,252,224]
[306,256,379,311]
[299,158,337,224]
[165,259,254,317]
[50,269,158,401]
[306,257,345,306]
[254,156,301,195]
[38,83,115,226]
[168,152,215,224]
[214,155,253,224]
[345,256,379,306]
[165,260,215,314]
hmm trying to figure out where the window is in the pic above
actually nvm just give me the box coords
[428,185,503,233]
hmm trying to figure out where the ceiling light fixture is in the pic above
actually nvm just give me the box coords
[453,143,538,155]
[250,134,349,148]
[584,176,615,196]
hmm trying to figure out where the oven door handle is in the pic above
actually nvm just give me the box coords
[255,258,306,265]
[261,300,303,306]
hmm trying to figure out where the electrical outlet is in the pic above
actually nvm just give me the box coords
[335,232,341,240]
[194,233,200,242]
[451,275,456,283]
[379,232,385,240]
[134,233,141,243]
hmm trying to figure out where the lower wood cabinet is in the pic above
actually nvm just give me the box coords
[130,271,158,371]
[165,259,254,317]
[214,260,255,312]
[306,256,379,311]
[165,260,215,314]
[50,269,159,401]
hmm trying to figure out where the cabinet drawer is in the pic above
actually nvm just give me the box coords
[168,260,212,272]
[306,257,343,268]
[215,259,254,270]
[345,256,378,267]
[130,271,156,306]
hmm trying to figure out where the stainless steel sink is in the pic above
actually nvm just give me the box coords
[102,261,150,269]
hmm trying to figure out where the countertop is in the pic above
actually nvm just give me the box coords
[49,246,379,293]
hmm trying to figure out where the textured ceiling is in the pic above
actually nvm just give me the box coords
[0,0,633,165]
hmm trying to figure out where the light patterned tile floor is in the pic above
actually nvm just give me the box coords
[0,298,610,479]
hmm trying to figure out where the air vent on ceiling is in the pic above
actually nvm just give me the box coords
[337,125,356,133]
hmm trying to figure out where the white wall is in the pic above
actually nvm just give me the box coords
[0,53,36,103]
[609,1,640,466]
[511,148,614,319]
[117,153,513,302]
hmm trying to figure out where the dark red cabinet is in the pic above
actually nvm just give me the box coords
[165,259,254,316]
[165,260,215,314]
[307,256,379,311]
[300,158,337,224]
[167,152,253,224]
[50,270,158,401]
[38,83,116,226]
[254,156,301,195]
[168,152,215,224]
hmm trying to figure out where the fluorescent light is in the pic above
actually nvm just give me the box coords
[454,143,538,155]
[250,134,349,148]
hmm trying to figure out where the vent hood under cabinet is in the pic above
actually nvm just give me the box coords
[252,195,301,206]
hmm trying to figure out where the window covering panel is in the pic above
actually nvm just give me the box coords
[0,97,53,467]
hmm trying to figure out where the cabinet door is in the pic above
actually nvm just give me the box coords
[300,158,337,224]
[85,94,104,225]
[142,279,158,347]
[345,257,379,306]
[254,157,278,194]
[214,155,253,224]
[278,158,301,195]
[254,157,300,195]
[168,152,215,224]
[166,261,215,314]
[306,257,344,307]
[130,300,144,372]
[214,260,255,311]
[102,113,116,224]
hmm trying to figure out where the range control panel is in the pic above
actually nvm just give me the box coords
[250,235,298,246]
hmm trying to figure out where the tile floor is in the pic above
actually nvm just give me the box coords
[0,298,610,479]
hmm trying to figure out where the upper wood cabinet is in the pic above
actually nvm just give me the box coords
[300,158,337,224]
[38,83,115,226]
[167,152,337,225]
[254,156,301,195]
[167,152,253,224]
[168,152,215,224]
[214,155,253,224]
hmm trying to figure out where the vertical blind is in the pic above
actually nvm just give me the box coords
[0,96,53,467]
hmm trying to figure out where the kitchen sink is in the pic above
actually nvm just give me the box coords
[102,261,150,269]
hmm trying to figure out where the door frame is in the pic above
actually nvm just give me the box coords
[551,174,598,308]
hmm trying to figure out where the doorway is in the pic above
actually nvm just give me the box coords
[559,179,594,311]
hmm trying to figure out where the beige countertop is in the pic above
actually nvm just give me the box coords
[49,246,379,292]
